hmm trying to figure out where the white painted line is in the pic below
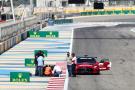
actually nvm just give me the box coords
[69,29,74,53]
[131,28,135,32]
[64,29,73,90]
[64,70,69,90]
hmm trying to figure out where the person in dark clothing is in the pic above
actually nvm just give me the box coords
[34,50,44,76]
[37,56,44,76]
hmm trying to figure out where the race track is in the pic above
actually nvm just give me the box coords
[68,24,135,90]
[73,15,135,22]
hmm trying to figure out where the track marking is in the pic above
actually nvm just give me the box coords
[131,28,135,32]
[64,28,74,90]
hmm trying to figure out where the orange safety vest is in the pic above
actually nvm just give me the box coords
[44,67,52,75]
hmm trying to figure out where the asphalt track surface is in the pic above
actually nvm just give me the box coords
[73,15,135,22]
[68,24,135,90]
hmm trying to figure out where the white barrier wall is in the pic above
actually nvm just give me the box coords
[0,16,38,42]
[0,16,41,54]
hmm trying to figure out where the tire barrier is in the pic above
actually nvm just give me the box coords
[80,10,135,16]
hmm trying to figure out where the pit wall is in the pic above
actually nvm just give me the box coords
[0,24,40,55]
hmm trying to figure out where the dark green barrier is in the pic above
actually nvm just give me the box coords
[98,11,105,15]
[114,10,122,15]
[122,10,130,14]
[10,72,30,82]
[92,11,98,15]
[81,12,87,16]
[106,11,113,15]
[54,19,73,24]
[80,10,135,16]
[131,10,135,14]
[88,12,92,15]
[54,20,58,24]
[68,19,73,23]
[34,50,48,57]
[25,58,35,67]
[29,31,59,38]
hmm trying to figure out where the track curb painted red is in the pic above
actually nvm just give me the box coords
[46,62,67,90]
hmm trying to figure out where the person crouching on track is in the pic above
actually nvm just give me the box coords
[37,56,44,76]
[52,65,62,77]
[71,53,77,77]
[66,52,72,77]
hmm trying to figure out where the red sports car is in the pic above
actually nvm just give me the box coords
[75,56,111,75]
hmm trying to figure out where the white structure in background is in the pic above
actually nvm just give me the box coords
[56,0,62,8]
[36,0,47,7]
[85,0,92,6]
[10,0,15,22]
[36,0,62,7]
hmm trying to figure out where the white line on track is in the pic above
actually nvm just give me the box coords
[131,28,135,32]
[64,28,74,90]
[69,28,74,53]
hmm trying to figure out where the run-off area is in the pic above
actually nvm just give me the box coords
[68,24,135,90]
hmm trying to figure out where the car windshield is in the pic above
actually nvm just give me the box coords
[77,57,96,64]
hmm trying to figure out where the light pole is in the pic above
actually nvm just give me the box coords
[10,0,15,22]
[30,0,34,16]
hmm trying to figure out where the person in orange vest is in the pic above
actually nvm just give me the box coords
[44,65,52,76]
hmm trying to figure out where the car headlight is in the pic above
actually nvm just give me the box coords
[94,66,97,68]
